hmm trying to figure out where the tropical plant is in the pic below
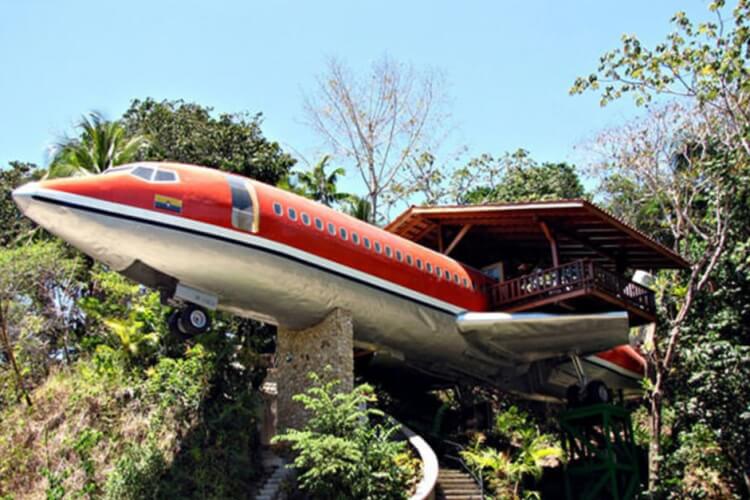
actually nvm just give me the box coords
[344,194,372,222]
[296,155,350,206]
[272,372,412,500]
[460,406,563,500]
[48,112,147,178]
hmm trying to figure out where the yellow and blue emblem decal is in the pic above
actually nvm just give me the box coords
[154,194,183,213]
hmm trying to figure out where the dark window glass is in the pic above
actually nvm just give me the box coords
[416,258,423,269]
[396,250,403,262]
[228,176,255,232]
[132,166,154,181]
[445,270,451,280]
[463,278,469,288]
[273,203,283,216]
[328,222,336,235]
[364,237,371,249]
[406,254,413,266]
[385,246,392,258]
[315,217,323,230]
[454,274,460,284]
[288,207,297,221]
[352,232,360,245]
[426,262,432,273]
[436,266,442,278]
[155,170,177,182]
[374,242,382,253]
[340,227,348,240]
[301,213,311,225]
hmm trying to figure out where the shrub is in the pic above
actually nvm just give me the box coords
[273,373,413,500]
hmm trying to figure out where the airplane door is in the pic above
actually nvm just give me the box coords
[228,176,259,233]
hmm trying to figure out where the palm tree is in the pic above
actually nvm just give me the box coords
[297,155,350,207]
[343,195,372,222]
[48,112,147,178]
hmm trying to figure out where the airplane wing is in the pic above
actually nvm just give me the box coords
[456,311,630,363]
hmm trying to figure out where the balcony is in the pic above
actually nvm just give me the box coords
[486,259,656,326]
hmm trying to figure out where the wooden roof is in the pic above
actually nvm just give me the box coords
[385,200,689,271]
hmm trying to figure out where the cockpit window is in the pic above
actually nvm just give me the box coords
[154,169,178,182]
[227,176,259,233]
[132,166,154,181]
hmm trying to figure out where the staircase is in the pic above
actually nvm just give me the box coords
[435,467,483,500]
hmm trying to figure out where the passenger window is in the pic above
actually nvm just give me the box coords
[328,222,336,235]
[436,266,442,278]
[396,250,403,262]
[288,207,297,221]
[374,242,382,253]
[426,262,432,273]
[340,227,348,240]
[228,176,258,232]
[463,278,469,288]
[352,232,360,245]
[132,166,154,181]
[273,202,283,216]
[385,246,392,258]
[154,169,178,182]
[315,217,323,230]
[454,274,460,284]
[364,237,371,249]
[406,255,413,266]
[301,213,311,225]
[445,270,451,280]
[416,258,423,270]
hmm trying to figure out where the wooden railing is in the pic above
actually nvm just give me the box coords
[487,259,656,316]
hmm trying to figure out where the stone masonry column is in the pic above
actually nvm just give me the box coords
[274,308,353,432]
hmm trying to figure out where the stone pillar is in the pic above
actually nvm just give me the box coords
[274,308,353,432]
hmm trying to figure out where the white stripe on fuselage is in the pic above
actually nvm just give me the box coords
[32,187,466,316]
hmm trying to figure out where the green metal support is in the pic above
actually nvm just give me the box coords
[560,404,641,500]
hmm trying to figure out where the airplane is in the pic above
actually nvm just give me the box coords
[12,161,649,404]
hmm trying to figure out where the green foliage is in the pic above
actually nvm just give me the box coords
[48,112,147,178]
[121,98,295,184]
[344,194,373,222]
[0,161,41,245]
[571,1,750,108]
[273,373,413,500]
[459,150,585,204]
[460,406,563,500]
[104,441,166,500]
[295,155,351,206]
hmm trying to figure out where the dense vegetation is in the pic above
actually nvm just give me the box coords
[2,2,750,497]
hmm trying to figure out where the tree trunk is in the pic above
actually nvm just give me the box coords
[0,302,31,406]
[648,384,662,494]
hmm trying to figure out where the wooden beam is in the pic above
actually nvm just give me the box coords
[444,224,473,255]
[539,221,559,267]
[556,226,621,263]
[437,223,444,253]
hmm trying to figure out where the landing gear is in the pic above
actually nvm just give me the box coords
[566,353,610,406]
[168,303,211,338]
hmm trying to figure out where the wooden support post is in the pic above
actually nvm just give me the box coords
[437,224,444,253]
[539,221,559,267]
[444,224,473,256]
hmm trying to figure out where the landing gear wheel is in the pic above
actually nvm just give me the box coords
[584,380,610,405]
[177,304,211,337]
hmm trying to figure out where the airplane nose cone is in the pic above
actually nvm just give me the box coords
[12,182,38,214]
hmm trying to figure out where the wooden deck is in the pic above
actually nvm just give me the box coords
[486,259,656,325]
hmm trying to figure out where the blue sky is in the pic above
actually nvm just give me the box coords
[0,1,714,191]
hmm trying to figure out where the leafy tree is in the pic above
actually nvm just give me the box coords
[122,98,295,184]
[273,372,413,500]
[0,161,41,246]
[0,242,82,406]
[48,112,147,178]
[296,155,350,206]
